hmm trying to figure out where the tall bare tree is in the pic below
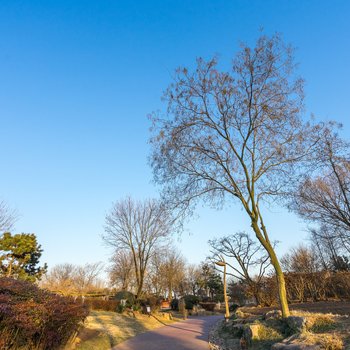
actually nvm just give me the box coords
[208,232,271,305]
[150,34,324,317]
[103,197,173,299]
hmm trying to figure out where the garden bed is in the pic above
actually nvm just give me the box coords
[209,307,350,350]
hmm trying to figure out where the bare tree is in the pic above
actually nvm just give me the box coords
[185,264,202,296]
[103,197,173,299]
[74,262,104,294]
[109,250,135,291]
[293,132,350,254]
[144,250,167,296]
[281,244,321,274]
[0,200,18,233]
[281,245,327,302]
[208,232,271,305]
[150,34,324,316]
[41,263,76,294]
[161,249,185,301]
[41,262,104,295]
[310,227,350,271]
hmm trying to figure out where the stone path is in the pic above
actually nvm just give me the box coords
[113,315,222,350]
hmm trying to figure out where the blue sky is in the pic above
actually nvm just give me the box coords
[0,1,349,271]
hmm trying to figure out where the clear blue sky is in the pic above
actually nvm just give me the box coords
[0,1,349,271]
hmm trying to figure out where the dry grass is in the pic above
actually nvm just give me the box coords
[290,310,337,333]
[256,324,284,341]
[299,332,344,350]
[66,310,178,350]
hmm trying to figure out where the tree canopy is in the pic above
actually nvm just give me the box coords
[0,232,47,281]
[150,34,326,317]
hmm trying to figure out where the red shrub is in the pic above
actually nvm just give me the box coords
[0,277,89,349]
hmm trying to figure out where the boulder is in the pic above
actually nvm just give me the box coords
[265,309,282,320]
[241,323,262,345]
[235,310,249,319]
[226,338,240,349]
[285,316,307,333]
[272,334,321,350]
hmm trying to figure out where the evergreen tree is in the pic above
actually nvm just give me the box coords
[0,232,47,281]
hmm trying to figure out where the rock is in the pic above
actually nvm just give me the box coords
[235,310,248,319]
[242,324,261,344]
[272,334,321,350]
[232,318,247,324]
[209,318,244,350]
[231,324,245,338]
[265,309,282,320]
[285,316,307,333]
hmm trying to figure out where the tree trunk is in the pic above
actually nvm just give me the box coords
[136,272,145,300]
[252,285,261,306]
[251,221,290,317]
[168,282,173,302]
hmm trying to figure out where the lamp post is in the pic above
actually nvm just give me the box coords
[215,260,230,321]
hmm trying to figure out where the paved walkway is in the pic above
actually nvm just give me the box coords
[113,315,222,350]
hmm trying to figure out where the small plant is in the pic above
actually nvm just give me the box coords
[117,304,126,313]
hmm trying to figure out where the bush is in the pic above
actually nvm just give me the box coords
[117,303,126,313]
[183,295,199,310]
[140,295,162,311]
[114,290,135,304]
[85,298,120,312]
[170,298,179,310]
[0,277,88,350]
[229,303,240,312]
[199,302,216,311]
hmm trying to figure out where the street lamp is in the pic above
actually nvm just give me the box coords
[215,260,230,321]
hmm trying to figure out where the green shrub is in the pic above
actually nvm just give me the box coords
[0,277,88,350]
[114,290,135,304]
[170,298,179,310]
[117,304,126,313]
[183,295,199,310]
